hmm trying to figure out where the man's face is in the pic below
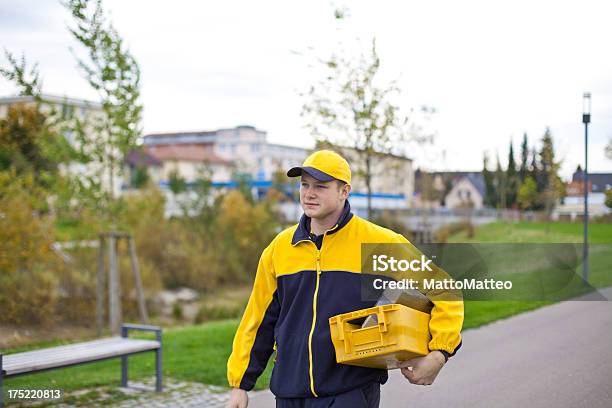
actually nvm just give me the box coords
[299,173,349,220]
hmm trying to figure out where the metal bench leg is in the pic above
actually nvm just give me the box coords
[121,323,163,392]
[1,354,4,408]
[121,327,128,387]
[121,356,128,387]
[155,331,163,392]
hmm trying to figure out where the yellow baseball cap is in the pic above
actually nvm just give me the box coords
[287,150,351,185]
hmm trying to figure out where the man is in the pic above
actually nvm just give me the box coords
[227,150,463,408]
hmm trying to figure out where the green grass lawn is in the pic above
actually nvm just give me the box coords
[448,220,612,243]
[451,220,612,330]
[4,220,611,400]
[449,220,612,286]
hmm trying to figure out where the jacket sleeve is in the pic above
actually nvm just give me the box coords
[395,234,464,357]
[227,242,280,390]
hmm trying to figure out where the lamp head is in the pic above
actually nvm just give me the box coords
[583,92,591,124]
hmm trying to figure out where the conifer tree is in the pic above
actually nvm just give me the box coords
[495,154,506,209]
[519,133,529,182]
[506,139,519,208]
[482,152,496,207]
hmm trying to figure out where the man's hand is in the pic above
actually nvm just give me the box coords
[398,351,446,386]
[226,388,248,408]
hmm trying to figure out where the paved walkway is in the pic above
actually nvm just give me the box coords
[249,287,612,408]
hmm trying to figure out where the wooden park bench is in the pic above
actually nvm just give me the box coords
[0,324,162,407]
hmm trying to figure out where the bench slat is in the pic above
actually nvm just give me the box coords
[8,343,159,370]
[4,338,139,363]
[5,340,159,367]
[3,338,160,376]
[4,340,160,375]
[4,338,126,362]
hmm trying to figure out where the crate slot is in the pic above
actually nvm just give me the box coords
[329,304,431,370]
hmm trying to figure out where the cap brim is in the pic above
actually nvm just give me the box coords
[286,166,335,182]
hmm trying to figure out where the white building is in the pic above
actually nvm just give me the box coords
[413,170,486,210]
[138,126,415,214]
[444,174,486,209]
[554,171,612,220]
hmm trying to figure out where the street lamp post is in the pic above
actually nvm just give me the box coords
[582,92,591,283]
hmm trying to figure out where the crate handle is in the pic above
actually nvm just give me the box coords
[339,308,390,354]
[338,308,390,332]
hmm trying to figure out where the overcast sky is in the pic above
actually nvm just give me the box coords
[1,0,611,179]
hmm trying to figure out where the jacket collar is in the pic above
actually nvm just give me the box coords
[291,200,353,246]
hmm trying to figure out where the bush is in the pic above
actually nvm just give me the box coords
[212,191,279,285]
[593,213,612,224]
[118,187,280,291]
[194,302,247,324]
[0,176,282,326]
[371,210,414,240]
[120,187,208,291]
[0,172,62,324]
[172,303,184,320]
[435,221,474,242]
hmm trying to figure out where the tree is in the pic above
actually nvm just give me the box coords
[131,165,149,189]
[271,167,297,202]
[214,191,278,284]
[538,128,564,219]
[518,176,537,210]
[416,170,441,207]
[0,103,75,181]
[0,52,43,100]
[2,0,144,225]
[519,133,529,182]
[605,189,612,209]
[64,0,142,218]
[302,39,431,219]
[168,169,187,195]
[232,172,254,203]
[494,154,506,209]
[506,139,519,208]
[482,152,496,207]
[529,147,542,208]
[188,167,217,230]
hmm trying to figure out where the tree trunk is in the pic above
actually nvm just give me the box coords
[366,154,372,220]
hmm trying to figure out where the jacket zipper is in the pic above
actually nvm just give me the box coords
[307,248,322,397]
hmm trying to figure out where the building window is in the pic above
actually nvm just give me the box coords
[61,104,74,119]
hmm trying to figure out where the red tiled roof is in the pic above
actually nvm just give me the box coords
[144,144,231,165]
[126,148,162,167]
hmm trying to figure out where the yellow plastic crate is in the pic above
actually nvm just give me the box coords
[329,304,431,369]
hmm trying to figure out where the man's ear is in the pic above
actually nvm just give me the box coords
[342,184,351,198]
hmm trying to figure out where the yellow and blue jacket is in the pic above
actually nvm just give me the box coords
[227,201,463,398]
